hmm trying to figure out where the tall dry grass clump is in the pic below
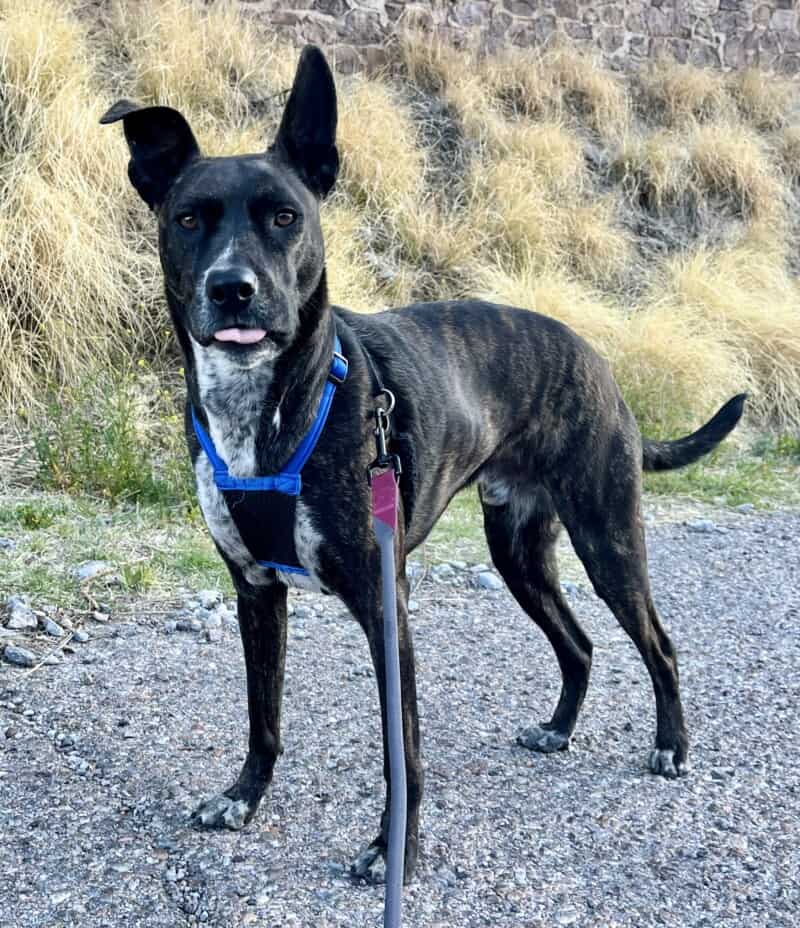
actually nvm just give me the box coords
[0,0,162,413]
[0,1,799,440]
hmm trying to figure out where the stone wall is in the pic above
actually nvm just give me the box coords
[239,1,800,74]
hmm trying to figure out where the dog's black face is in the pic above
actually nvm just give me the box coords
[101,46,339,365]
[156,154,324,359]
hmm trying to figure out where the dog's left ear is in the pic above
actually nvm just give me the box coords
[270,46,339,198]
[100,99,201,209]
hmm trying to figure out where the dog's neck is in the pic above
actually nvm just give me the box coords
[178,274,335,478]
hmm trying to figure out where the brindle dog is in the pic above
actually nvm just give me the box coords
[102,46,745,883]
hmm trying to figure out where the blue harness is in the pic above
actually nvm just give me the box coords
[191,337,349,576]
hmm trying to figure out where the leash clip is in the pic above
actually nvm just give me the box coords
[368,389,402,483]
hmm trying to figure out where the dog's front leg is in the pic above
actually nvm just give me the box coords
[347,565,424,885]
[193,581,287,830]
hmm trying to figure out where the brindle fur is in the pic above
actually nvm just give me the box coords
[101,47,746,883]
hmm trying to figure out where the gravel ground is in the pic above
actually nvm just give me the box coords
[1,508,799,928]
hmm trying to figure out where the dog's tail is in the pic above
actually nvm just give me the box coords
[642,393,747,472]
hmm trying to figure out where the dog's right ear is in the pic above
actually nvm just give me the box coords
[100,100,200,209]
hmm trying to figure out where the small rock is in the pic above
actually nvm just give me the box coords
[687,519,716,534]
[73,560,114,582]
[43,654,60,665]
[3,644,35,667]
[408,599,420,613]
[450,560,467,570]
[294,605,313,619]
[176,618,202,633]
[203,611,222,630]
[477,571,503,591]
[41,617,64,637]
[113,624,138,638]
[164,620,178,635]
[5,595,37,630]
[0,537,17,550]
[406,561,424,579]
[197,589,222,609]
[432,563,455,579]
[736,503,755,514]
[91,611,109,623]
[205,627,222,643]
[72,629,90,643]
[469,563,490,573]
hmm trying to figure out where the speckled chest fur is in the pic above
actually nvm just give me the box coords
[190,339,325,592]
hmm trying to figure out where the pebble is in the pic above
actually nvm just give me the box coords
[176,618,203,633]
[197,589,222,609]
[408,599,420,613]
[432,563,455,580]
[91,611,110,623]
[72,629,90,643]
[3,644,35,667]
[477,571,503,591]
[0,537,17,550]
[73,560,114,582]
[737,503,755,514]
[205,627,223,643]
[42,617,64,637]
[687,519,716,534]
[5,595,37,630]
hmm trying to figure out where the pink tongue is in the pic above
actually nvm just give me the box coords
[213,327,267,345]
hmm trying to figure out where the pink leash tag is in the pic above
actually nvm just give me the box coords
[371,467,399,532]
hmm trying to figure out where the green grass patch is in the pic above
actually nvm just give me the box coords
[29,369,194,509]
[644,438,800,507]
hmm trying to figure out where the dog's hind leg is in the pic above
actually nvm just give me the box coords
[550,437,689,779]
[480,485,593,754]
[345,561,423,885]
[193,583,287,829]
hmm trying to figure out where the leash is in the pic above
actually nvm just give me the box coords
[368,389,405,928]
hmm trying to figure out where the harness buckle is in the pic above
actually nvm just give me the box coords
[329,351,348,385]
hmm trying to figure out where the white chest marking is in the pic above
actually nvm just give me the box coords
[191,337,325,591]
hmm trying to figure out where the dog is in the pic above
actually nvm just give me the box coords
[101,45,745,883]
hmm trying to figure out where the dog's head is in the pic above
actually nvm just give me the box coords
[101,46,338,365]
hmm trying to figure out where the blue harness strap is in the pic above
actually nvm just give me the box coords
[192,336,348,575]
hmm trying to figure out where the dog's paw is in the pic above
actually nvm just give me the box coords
[517,724,570,753]
[350,844,387,885]
[649,748,690,779]
[191,793,255,830]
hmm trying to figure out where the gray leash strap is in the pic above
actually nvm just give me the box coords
[368,391,405,928]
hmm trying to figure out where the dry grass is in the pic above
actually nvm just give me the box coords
[650,246,800,429]
[337,77,425,207]
[729,68,797,132]
[637,59,728,126]
[483,43,629,140]
[1,0,799,441]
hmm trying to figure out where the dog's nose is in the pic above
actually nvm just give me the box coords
[206,267,258,308]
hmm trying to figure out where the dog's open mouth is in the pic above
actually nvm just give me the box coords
[213,327,267,346]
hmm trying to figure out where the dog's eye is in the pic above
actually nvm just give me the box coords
[177,214,198,230]
[275,209,296,228]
